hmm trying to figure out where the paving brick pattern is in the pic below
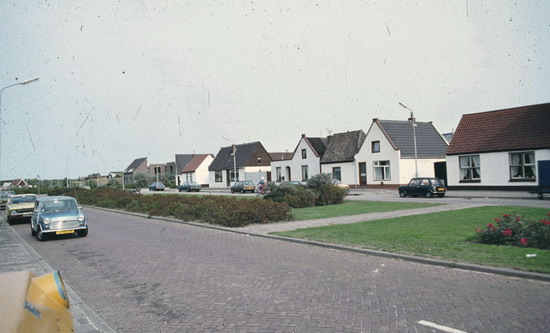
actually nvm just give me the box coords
[12,207,550,332]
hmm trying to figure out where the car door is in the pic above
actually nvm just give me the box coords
[408,179,420,195]
[31,201,40,231]
[419,178,431,195]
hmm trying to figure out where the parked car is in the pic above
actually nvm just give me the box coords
[280,181,304,187]
[231,180,256,193]
[1,190,15,210]
[31,196,88,241]
[178,182,201,192]
[148,181,166,191]
[398,177,446,198]
[331,179,350,192]
[6,194,38,224]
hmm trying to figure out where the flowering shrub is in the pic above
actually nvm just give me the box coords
[474,213,550,249]
[68,188,292,227]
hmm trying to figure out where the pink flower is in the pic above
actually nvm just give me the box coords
[492,228,498,231]
[515,216,521,222]
[487,223,494,228]
[494,217,501,222]
[547,212,550,216]
[503,214,510,218]
[520,238,528,246]
[541,219,550,226]
[475,228,483,232]
[502,229,513,236]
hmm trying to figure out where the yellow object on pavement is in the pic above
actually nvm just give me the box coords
[0,270,74,333]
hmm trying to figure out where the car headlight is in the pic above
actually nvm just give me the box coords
[43,217,51,224]
[77,215,85,223]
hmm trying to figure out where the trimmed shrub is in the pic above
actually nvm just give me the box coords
[306,174,346,206]
[67,188,292,227]
[264,184,317,208]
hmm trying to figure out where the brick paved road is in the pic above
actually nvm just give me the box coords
[14,207,550,332]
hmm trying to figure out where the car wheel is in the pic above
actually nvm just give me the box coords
[6,215,12,225]
[37,226,47,241]
[31,224,37,236]
[240,189,244,193]
[425,191,433,198]
[399,191,406,198]
[231,190,234,194]
[77,228,88,237]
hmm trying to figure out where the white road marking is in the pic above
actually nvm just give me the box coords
[417,320,467,333]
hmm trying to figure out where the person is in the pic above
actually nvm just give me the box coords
[258,177,266,195]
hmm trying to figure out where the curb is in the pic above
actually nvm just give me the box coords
[85,205,550,283]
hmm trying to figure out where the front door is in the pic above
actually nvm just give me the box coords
[359,162,367,186]
[226,170,231,186]
[539,160,550,187]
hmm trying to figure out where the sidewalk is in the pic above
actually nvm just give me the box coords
[0,218,115,333]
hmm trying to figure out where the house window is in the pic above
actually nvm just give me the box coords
[230,170,239,182]
[459,155,480,182]
[510,152,536,180]
[372,141,380,153]
[276,167,282,182]
[373,161,391,181]
[302,149,307,159]
[215,171,223,183]
[301,165,309,181]
[332,167,341,181]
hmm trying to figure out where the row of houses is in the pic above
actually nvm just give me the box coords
[122,103,550,191]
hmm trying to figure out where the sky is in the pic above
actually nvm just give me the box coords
[1,0,549,180]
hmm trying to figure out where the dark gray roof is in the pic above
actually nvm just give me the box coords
[321,130,366,163]
[124,157,147,173]
[209,142,272,171]
[307,137,328,157]
[175,154,195,173]
[376,119,448,158]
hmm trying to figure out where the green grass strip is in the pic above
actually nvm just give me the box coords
[274,206,550,273]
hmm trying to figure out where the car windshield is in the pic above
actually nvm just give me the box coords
[41,199,78,213]
[243,181,254,185]
[11,195,37,204]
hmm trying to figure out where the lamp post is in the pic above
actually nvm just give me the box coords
[222,137,238,185]
[399,102,418,178]
[0,78,40,181]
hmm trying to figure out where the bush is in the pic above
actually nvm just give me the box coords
[68,188,292,227]
[264,184,317,208]
[306,173,346,206]
[474,213,550,249]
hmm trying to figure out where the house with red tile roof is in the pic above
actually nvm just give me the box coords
[176,154,214,187]
[446,103,550,190]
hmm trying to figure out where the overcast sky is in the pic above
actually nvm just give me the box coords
[1,1,548,180]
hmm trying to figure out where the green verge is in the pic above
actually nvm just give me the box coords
[291,200,440,221]
[274,206,550,273]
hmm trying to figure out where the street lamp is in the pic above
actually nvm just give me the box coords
[222,137,238,186]
[399,102,418,178]
[0,77,40,181]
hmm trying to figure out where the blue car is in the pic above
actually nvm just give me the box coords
[31,196,88,241]
[149,181,166,191]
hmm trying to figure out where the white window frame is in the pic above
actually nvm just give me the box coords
[509,151,536,180]
[373,161,391,181]
[459,155,481,182]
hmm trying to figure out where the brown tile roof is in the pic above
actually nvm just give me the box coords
[446,103,550,155]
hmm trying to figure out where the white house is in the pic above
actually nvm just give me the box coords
[208,142,272,188]
[271,134,328,183]
[356,119,448,187]
[175,154,214,186]
[446,103,550,190]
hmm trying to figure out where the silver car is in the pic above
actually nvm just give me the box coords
[31,196,88,241]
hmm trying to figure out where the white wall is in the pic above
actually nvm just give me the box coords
[447,149,550,187]
[270,137,322,183]
[359,122,401,185]
[321,162,356,184]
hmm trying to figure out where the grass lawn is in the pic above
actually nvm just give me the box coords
[274,206,550,273]
[291,200,440,220]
